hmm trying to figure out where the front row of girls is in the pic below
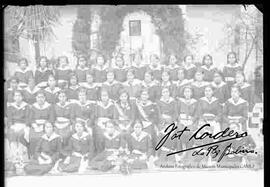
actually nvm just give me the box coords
[6,80,256,175]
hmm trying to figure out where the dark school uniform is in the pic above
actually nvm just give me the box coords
[58,132,95,172]
[24,133,62,175]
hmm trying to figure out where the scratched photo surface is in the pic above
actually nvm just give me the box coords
[4,5,263,179]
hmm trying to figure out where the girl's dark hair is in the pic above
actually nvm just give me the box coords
[202,54,213,66]
[77,55,87,67]
[57,56,69,68]
[37,56,48,68]
[68,73,78,87]
[227,51,238,64]
[96,53,106,64]
[18,58,29,66]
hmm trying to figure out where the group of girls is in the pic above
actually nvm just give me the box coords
[4,51,260,175]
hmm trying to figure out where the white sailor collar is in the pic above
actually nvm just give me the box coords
[149,64,163,70]
[44,87,61,94]
[124,79,141,86]
[211,81,226,88]
[93,64,108,71]
[77,66,89,71]
[104,130,120,140]
[75,100,95,107]
[201,65,215,71]
[15,67,31,74]
[72,132,89,140]
[24,86,40,94]
[225,63,242,68]
[178,98,197,105]
[113,65,126,70]
[236,82,251,89]
[97,100,114,109]
[228,97,247,106]
[33,102,51,110]
[160,97,174,104]
[200,96,218,104]
[161,81,172,87]
[173,79,192,87]
[10,101,28,110]
[56,102,71,108]
[141,80,157,88]
[183,63,196,70]
[69,85,80,90]
[192,81,209,87]
[42,133,60,142]
[103,80,119,86]
[131,131,148,142]
[167,64,180,69]
[80,82,98,89]
[37,67,48,72]
[132,63,145,68]
[57,66,71,71]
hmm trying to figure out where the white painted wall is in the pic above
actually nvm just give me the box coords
[119,11,161,65]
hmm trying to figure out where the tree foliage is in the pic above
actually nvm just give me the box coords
[72,6,92,58]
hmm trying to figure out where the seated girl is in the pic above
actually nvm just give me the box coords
[58,121,95,173]
[24,122,61,175]
[89,121,124,172]
[126,121,152,170]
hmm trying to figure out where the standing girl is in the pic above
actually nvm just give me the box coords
[223,52,242,88]
[54,56,72,89]
[14,58,33,89]
[75,55,89,84]
[35,56,54,89]
[201,54,217,82]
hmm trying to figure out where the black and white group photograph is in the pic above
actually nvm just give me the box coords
[4,4,263,187]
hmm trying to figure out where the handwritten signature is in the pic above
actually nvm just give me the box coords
[155,123,257,162]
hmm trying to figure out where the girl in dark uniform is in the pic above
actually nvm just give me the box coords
[24,122,62,175]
